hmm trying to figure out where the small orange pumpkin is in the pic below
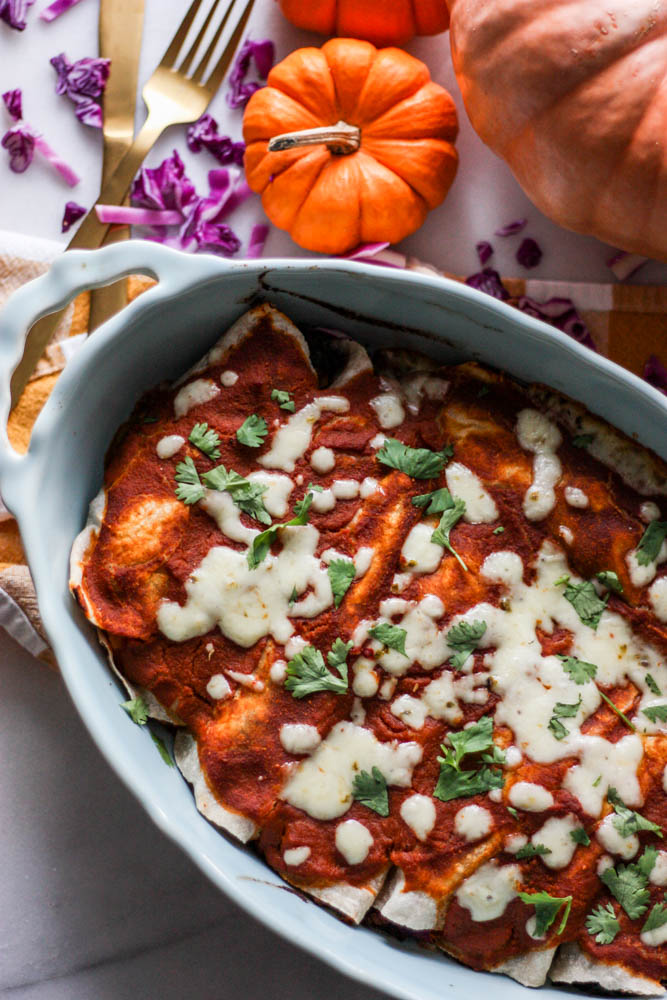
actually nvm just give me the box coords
[279,0,449,47]
[243,39,459,255]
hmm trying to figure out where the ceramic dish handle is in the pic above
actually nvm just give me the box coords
[0,241,193,481]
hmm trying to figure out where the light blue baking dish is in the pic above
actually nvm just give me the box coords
[0,241,665,1000]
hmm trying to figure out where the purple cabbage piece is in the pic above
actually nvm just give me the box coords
[516,237,542,269]
[465,268,509,301]
[476,240,493,266]
[1,125,35,171]
[50,52,110,128]
[246,223,268,259]
[516,295,596,351]
[131,150,197,213]
[61,200,86,232]
[227,38,274,109]
[2,88,22,121]
[0,0,34,30]
[40,0,85,22]
[186,113,245,165]
[643,355,667,395]
[189,219,241,256]
[494,218,527,237]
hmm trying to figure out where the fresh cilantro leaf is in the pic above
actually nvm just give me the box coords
[121,697,148,726]
[270,388,295,412]
[554,574,570,586]
[434,716,505,802]
[518,891,573,936]
[202,464,271,525]
[306,482,324,492]
[548,696,582,740]
[558,654,597,685]
[189,421,221,460]
[288,586,298,606]
[586,903,620,944]
[493,525,505,535]
[174,455,205,505]
[643,704,667,724]
[548,718,568,740]
[369,622,408,657]
[352,766,389,816]
[607,788,663,839]
[412,488,455,516]
[642,896,667,934]
[515,843,552,860]
[447,715,496,765]
[645,674,662,696]
[563,579,608,629]
[637,845,658,879]
[572,433,595,448]
[236,413,268,448]
[600,862,651,919]
[446,620,487,669]
[570,827,591,846]
[598,689,636,732]
[291,491,315,523]
[284,639,351,699]
[431,491,468,571]
[376,438,453,479]
[636,521,667,567]
[593,774,602,787]
[150,730,174,767]
[247,492,317,568]
[328,559,355,608]
[507,806,519,819]
[596,570,624,595]
[434,764,504,802]
[142,415,158,424]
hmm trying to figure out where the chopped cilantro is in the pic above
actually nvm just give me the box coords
[376,438,453,479]
[642,896,667,935]
[638,845,658,879]
[352,766,389,816]
[554,574,570,586]
[434,716,505,802]
[593,774,602,787]
[518,891,572,936]
[270,388,295,412]
[548,696,582,740]
[643,704,667,724]
[507,806,519,819]
[247,491,316,568]
[202,464,271,525]
[150,730,174,767]
[600,860,651,920]
[142,415,158,424]
[292,491,315,523]
[572,433,595,448]
[369,623,408,657]
[328,559,356,608]
[607,788,663,839]
[431,491,468,571]
[446,619,487,670]
[636,521,667,567]
[285,638,351,699]
[174,455,205,505]
[412,488,455,516]
[586,903,620,945]
[515,843,552,860]
[645,674,662,696]
[236,413,268,448]
[121,696,148,726]
[598,689,636,732]
[558,654,597,684]
[189,421,221,460]
[570,827,591,847]
[288,586,298,606]
[563,579,608,629]
[493,525,505,535]
[596,570,624,595]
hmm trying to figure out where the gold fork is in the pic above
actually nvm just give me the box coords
[11,0,256,408]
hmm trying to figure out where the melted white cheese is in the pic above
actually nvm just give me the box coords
[516,409,562,521]
[352,657,380,698]
[370,392,405,429]
[360,477,381,499]
[595,813,639,860]
[279,724,322,755]
[371,597,447,677]
[270,659,287,684]
[226,670,264,692]
[648,576,667,622]
[220,370,238,386]
[649,851,667,886]
[508,782,554,812]
[400,794,436,841]
[456,861,522,922]
[641,923,667,947]
[564,486,589,508]
[455,804,493,842]
[531,814,579,869]
[310,446,335,473]
[641,501,661,523]
[282,721,422,820]
[445,462,498,523]
[247,471,294,518]
[173,378,220,418]
[335,820,373,864]
[283,846,310,866]
[400,523,443,575]
[156,435,185,459]
[206,673,232,700]
[259,397,349,473]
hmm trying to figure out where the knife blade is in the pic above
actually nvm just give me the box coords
[88,0,145,333]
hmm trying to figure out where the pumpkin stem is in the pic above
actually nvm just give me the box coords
[268,120,361,156]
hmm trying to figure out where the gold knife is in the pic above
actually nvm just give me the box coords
[88,0,145,332]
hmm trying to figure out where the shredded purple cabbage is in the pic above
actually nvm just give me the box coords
[643,355,667,395]
[516,237,542,269]
[2,89,22,121]
[476,240,493,266]
[494,218,526,238]
[516,295,596,350]
[247,223,269,259]
[61,200,85,232]
[227,38,274,109]
[40,0,85,21]
[131,150,197,213]
[50,52,110,128]
[0,0,34,30]
[2,86,80,184]
[465,268,509,301]
[1,126,35,172]
[186,114,245,165]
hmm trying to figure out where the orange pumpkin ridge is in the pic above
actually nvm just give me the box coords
[242,39,459,255]
[279,0,450,48]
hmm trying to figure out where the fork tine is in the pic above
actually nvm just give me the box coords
[160,0,204,68]
[191,0,235,83]
[180,0,226,75]
[203,0,256,94]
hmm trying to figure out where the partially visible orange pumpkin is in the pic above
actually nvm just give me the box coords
[279,0,449,47]
[243,39,459,254]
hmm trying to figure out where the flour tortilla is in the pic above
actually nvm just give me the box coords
[549,943,665,996]
[286,868,388,926]
[374,868,442,931]
[493,948,557,988]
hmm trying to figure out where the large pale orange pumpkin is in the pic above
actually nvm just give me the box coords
[243,39,459,254]
[279,0,449,47]
[449,0,667,260]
